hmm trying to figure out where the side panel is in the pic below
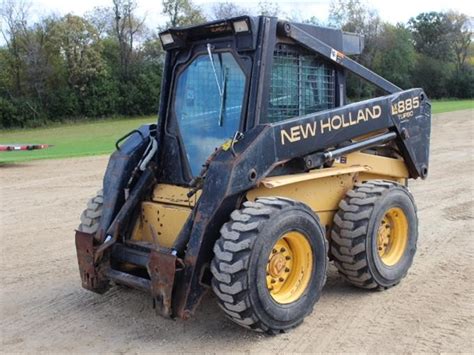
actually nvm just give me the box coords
[333,151,409,178]
[246,152,408,228]
[152,184,201,207]
[247,172,356,227]
[130,184,200,248]
[130,202,191,248]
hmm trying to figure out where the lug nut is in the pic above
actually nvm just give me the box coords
[280,247,286,253]
[285,256,291,260]
[279,277,284,282]
[285,267,290,272]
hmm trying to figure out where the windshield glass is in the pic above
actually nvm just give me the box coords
[174,52,245,176]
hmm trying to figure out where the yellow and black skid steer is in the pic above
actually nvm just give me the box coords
[75,16,430,334]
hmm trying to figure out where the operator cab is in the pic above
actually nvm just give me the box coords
[158,16,363,184]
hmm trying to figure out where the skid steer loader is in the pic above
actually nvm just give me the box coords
[76,16,430,334]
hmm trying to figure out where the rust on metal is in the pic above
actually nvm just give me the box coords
[147,249,180,317]
[75,230,109,294]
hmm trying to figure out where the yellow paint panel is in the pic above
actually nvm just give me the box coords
[259,152,407,191]
[247,173,356,228]
[357,172,405,185]
[131,201,191,248]
[260,165,369,188]
[318,211,336,228]
[335,152,408,178]
[152,184,201,207]
[247,151,408,230]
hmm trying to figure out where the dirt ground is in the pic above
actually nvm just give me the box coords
[1,109,473,353]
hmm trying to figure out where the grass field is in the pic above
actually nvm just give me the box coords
[431,99,473,114]
[0,116,154,163]
[1,99,472,163]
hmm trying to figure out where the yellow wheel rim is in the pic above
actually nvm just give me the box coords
[266,231,313,304]
[377,207,409,266]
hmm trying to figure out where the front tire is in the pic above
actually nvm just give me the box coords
[78,190,103,234]
[211,197,328,334]
[331,180,418,289]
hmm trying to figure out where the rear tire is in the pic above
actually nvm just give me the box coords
[78,190,103,234]
[331,180,418,289]
[211,197,328,334]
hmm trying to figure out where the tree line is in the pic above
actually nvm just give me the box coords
[0,0,472,128]
[327,1,473,101]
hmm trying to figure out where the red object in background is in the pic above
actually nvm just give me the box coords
[0,144,53,151]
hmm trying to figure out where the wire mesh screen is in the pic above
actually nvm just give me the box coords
[265,44,335,123]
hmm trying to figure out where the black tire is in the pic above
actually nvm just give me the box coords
[211,197,328,334]
[331,180,418,289]
[78,190,103,234]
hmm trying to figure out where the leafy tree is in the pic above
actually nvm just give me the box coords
[328,0,381,99]
[85,6,113,39]
[22,18,62,117]
[161,0,206,28]
[112,0,146,79]
[1,1,472,129]
[371,23,416,89]
[257,1,280,17]
[303,16,323,26]
[0,47,10,93]
[142,34,165,63]
[446,66,474,98]
[412,54,453,98]
[409,11,473,98]
[408,12,453,62]
[0,0,30,94]
[52,15,104,92]
[446,11,472,72]
[210,2,248,20]
[329,0,380,39]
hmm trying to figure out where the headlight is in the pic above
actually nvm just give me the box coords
[233,20,249,33]
[160,33,174,46]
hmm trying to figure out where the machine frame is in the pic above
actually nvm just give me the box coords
[75,16,431,323]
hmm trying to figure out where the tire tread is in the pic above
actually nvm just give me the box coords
[78,190,103,234]
[211,197,327,334]
[331,180,414,290]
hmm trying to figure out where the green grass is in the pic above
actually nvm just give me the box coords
[0,116,155,163]
[431,99,473,114]
[1,99,473,164]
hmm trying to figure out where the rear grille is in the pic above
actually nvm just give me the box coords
[266,44,335,123]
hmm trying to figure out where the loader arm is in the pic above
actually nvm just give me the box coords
[278,21,402,94]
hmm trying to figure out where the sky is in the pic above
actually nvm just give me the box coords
[28,0,473,28]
